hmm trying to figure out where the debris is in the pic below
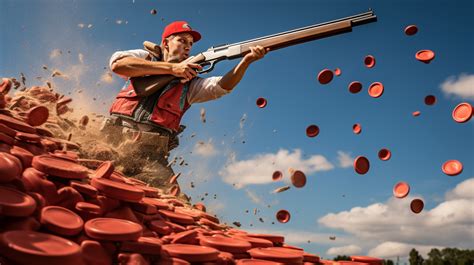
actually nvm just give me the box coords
[256,97,267,108]
[11,78,21,89]
[239,114,246,129]
[415,49,435,64]
[200,108,206,123]
[273,186,290,193]
[276,209,290,223]
[79,115,89,127]
[404,24,418,36]
[306,125,319,138]
[20,73,26,85]
[317,69,333,84]
[51,70,63,78]
[364,55,376,68]
[289,169,306,188]
[272,171,283,181]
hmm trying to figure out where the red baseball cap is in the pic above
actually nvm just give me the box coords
[161,21,201,44]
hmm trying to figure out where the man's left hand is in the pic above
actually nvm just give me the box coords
[243,45,270,63]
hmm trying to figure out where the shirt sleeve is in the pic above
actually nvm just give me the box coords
[187,76,231,104]
[109,49,150,70]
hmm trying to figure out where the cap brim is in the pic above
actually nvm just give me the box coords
[189,31,201,42]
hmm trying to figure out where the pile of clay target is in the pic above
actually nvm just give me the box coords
[0,78,386,265]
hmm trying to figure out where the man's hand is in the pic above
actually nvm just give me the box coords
[171,57,203,83]
[243,45,270,64]
[218,45,270,91]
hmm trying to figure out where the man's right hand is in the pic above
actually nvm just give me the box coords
[171,58,203,83]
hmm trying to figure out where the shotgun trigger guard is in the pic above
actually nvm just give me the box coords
[197,60,218,74]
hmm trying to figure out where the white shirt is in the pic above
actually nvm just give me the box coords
[109,49,230,104]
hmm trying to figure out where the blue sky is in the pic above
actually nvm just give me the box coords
[1,0,473,260]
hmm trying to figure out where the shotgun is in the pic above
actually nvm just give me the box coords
[131,9,377,97]
[143,41,162,60]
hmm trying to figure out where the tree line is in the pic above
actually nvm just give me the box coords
[332,247,474,265]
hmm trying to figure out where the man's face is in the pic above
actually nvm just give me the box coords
[164,33,194,62]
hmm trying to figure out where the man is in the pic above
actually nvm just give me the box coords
[104,21,268,187]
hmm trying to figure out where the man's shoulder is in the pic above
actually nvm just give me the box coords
[111,48,149,58]
[109,48,151,71]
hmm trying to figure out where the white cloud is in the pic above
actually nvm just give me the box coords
[337,151,353,168]
[206,200,225,215]
[193,139,218,157]
[100,71,114,84]
[44,52,107,117]
[245,189,263,205]
[78,53,84,64]
[239,113,247,130]
[52,63,86,84]
[178,156,213,183]
[441,73,474,100]
[46,51,87,92]
[219,149,334,188]
[49,49,62,59]
[318,178,474,253]
[327,245,362,256]
[174,141,222,183]
[445,178,474,200]
[15,8,122,120]
[368,241,442,259]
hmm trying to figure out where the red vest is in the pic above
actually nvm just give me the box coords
[109,80,191,132]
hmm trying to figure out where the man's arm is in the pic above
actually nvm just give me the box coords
[111,57,202,80]
[111,57,174,77]
[218,46,269,91]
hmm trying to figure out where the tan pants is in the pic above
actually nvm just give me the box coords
[100,118,175,188]
[122,128,170,154]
